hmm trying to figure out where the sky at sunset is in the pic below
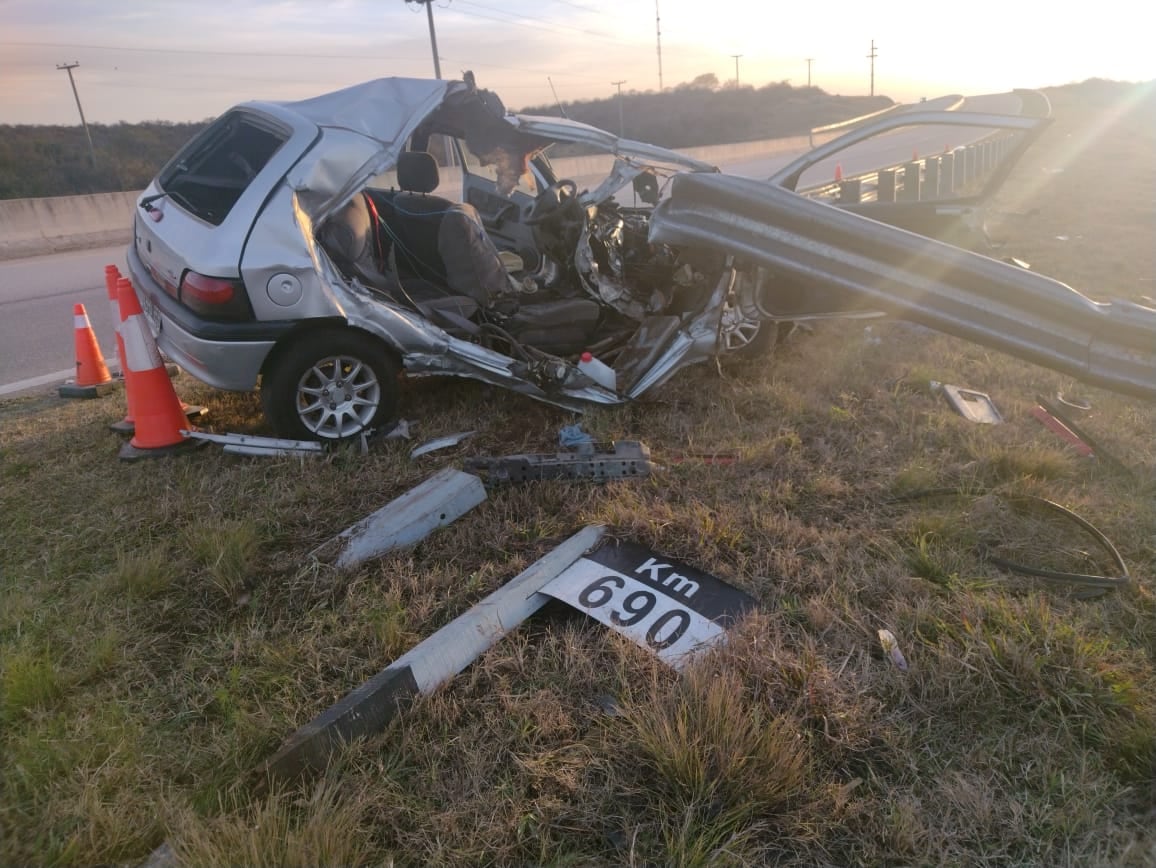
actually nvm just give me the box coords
[2,0,1153,125]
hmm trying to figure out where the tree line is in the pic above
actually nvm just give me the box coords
[0,78,890,200]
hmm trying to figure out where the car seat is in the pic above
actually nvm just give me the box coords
[379,152,511,307]
[319,192,480,333]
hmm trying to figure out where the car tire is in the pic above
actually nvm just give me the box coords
[728,320,795,360]
[261,329,400,442]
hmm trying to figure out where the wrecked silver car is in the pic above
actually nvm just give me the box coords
[126,75,1156,441]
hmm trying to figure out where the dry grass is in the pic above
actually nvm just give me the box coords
[2,80,1155,866]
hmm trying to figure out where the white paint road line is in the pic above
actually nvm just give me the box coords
[0,362,121,398]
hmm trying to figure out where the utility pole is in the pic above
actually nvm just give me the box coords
[611,80,627,136]
[731,54,742,88]
[406,0,442,79]
[655,0,664,91]
[56,62,96,167]
[866,39,877,97]
[805,57,814,88]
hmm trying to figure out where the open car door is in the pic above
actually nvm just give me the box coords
[770,90,1052,248]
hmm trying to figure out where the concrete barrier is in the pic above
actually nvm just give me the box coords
[0,191,141,260]
[0,133,821,262]
[0,130,831,262]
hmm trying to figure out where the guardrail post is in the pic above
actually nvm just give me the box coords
[900,161,921,202]
[962,145,977,187]
[939,151,955,196]
[980,141,992,176]
[923,157,940,200]
[838,178,862,204]
[876,168,897,203]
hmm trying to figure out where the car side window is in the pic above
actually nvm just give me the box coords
[367,134,464,200]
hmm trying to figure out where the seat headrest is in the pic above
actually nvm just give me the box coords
[322,194,373,265]
[397,151,440,194]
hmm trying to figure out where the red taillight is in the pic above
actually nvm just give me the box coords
[182,272,236,304]
[179,271,252,322]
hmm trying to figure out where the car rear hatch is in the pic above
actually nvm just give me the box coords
[131,106,318,327]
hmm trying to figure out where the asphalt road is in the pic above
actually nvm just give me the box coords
[0,244,128,393]
[0,93,1023,396]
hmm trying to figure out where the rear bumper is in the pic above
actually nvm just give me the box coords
[126,246,288,391]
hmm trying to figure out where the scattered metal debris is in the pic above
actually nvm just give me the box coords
[465,440,653,484]
[1055,392,1091,412]
[932,383,1003,424]
[410,430,476,459]
[313,467,487,569]
[1030,406,1095,457]
[1036,396,1132,478]
[892,489,1130,598]
[376,418,414,440]
[877,629,909,671]
[180,429,324,457]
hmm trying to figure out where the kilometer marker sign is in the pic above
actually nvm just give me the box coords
[541,541,756,669]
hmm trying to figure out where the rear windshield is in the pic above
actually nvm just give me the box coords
[158,111,288,225]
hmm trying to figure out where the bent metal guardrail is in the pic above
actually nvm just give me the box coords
[800,130,1022,204]
[650,172,1156,403]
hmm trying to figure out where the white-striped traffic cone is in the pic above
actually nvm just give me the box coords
[116,277,201,460]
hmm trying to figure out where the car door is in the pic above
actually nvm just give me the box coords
[769,91,1052,248]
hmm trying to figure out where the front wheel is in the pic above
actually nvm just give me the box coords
[261,329,400,441]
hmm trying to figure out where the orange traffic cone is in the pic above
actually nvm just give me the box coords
[59,303,115,398]
[107,270,206,435]
[834,163,843,182]
[116,278,201,460]
[105,266,136,432]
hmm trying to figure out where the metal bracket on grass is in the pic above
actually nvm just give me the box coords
[180,430,324,457]
[410,430,475,458]
[312,467,487,569]
[262,524,606,781]
[465,440,652,484]
[936,384,1003,424]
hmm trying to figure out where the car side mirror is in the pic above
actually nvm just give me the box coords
[633,171,660,205]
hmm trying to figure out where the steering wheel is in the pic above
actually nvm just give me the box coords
[525,179,578,225]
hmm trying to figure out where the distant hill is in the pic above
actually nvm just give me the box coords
[0,78,893,199]
[516,80,892,150]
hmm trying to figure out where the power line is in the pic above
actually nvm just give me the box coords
[448,2,621,41]
[1,40,612,86]
[805,57,814,88]
[541,0,600,11]
[867,39,877,97]
[1,40,427,62]
[731,54,742,88]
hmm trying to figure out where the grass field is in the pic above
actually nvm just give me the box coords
[2,79,1154,866]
